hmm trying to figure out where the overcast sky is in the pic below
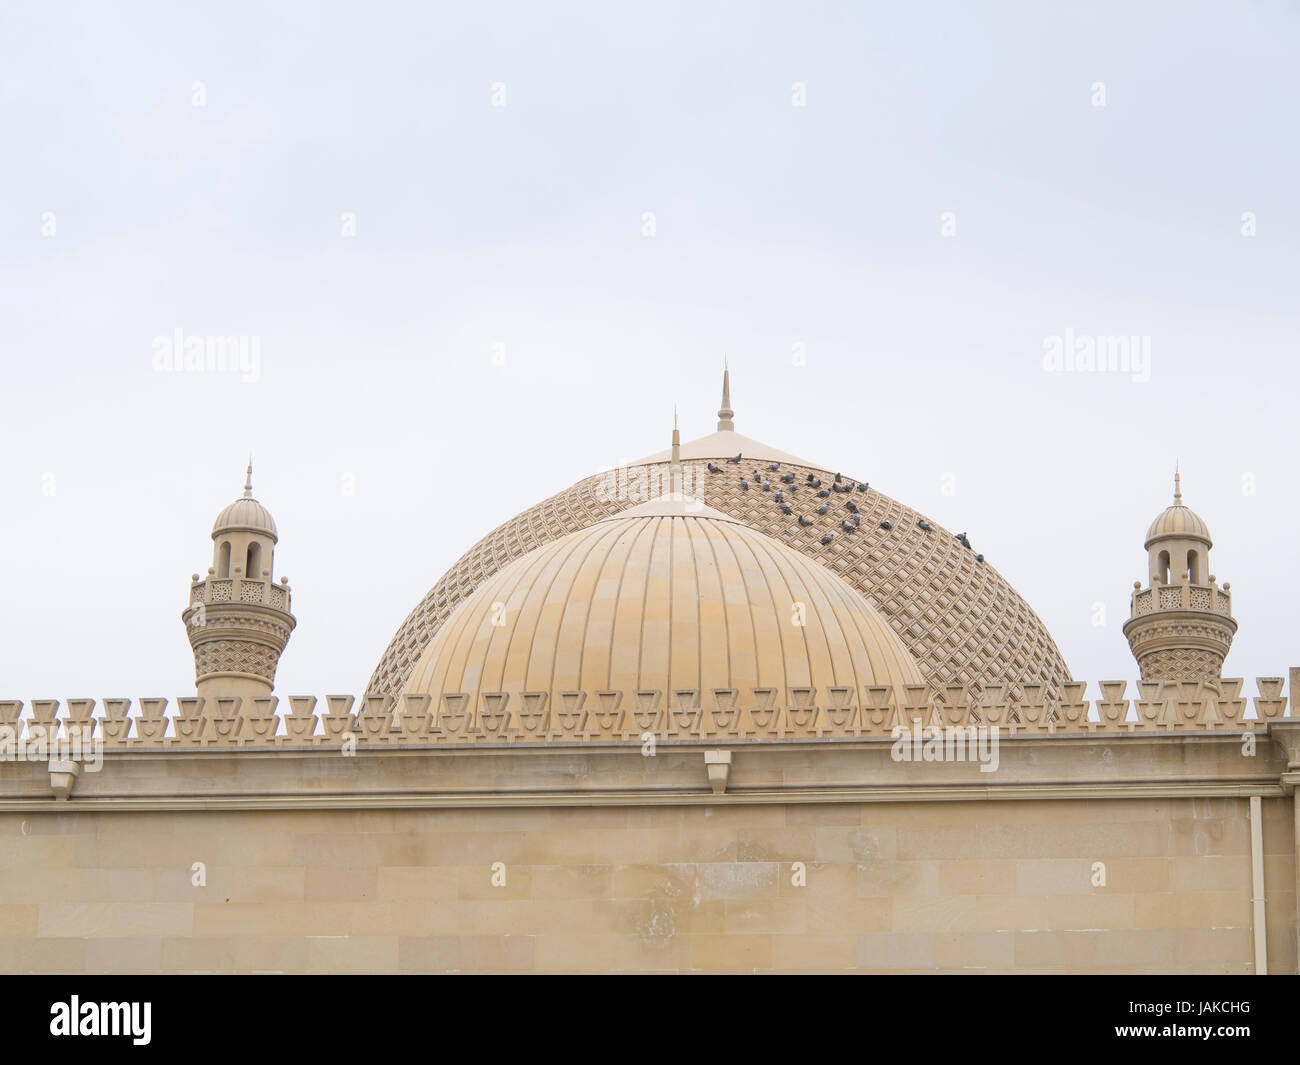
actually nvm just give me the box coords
[1,1,1297,706]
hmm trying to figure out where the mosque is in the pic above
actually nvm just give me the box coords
[0,371,1296,974]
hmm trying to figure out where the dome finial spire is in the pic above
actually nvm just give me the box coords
[1173,461,1182,505]
[670,408,682,495]
[244,454,254,498]
[716,360,734,431]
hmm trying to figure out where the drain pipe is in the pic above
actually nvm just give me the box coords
[1249,794,1268,975]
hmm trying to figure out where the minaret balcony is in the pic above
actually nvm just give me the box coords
[1131,581,1231,618]
[190,576,292,613]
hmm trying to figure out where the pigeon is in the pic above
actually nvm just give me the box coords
[817,503,829,515]
[740,478,749,491]
[774,489,784,502]
[779,502,793,515]
[841,520,855,533]
[761,480,771,491]
[880,520,893,530]
[809,478,822,489]
[798,515,814,527]
[845,501,858,514]
[857,482,869,493]
[834,472,843,483]
[767,462,781,472]
[707,462,722,473]
[975,554,985,563]
[852,513,860,527]
[817,489,830,498]
[806,473,816,483]
[917,519,932,532]
[726,453,742,464]
[780,472,795,484]
[820,533,835,545]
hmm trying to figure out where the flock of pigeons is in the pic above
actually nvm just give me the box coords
[702,454,985,562]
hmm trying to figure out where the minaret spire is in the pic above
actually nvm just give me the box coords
[1173,461,1182,505]
[670,409,683,495]
[244,455,254,498]
[716,362,734,431]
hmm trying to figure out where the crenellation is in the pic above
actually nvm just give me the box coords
[1,676,1292,753]
[357,694,394,742]
[1255,678,1287,723]
[31,700,60,740]
[395,694,431,743]
[100,699,132,743]
[478,692,511,739]
[590,690,626,738]
[133,699,170,745]
[517,691,551,736]
[285,696,319,742]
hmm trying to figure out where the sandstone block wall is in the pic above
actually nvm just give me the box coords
[0,797,1292,973]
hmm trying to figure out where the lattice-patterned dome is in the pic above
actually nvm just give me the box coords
[401,494,924,715]
[370,418,1073,701]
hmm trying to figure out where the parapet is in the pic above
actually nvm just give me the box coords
[1,673,1295,749]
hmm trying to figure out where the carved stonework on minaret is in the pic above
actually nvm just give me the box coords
[182,461,296,700]
[1122,470,1236,683]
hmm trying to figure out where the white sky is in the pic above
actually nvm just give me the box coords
[1,1,1297,703]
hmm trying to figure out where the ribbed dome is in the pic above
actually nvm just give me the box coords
[1145,505,1210,546]
[401,496,924,718]
[1144,473,1210,547]
[212,496,278,540]
[211,462,278,540]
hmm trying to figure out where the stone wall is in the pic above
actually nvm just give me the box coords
[1,797,1293,973]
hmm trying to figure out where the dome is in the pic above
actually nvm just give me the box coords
[372,383,1072,700]
[1145,505,1210,546]
[1144,472,1211,547]
[400,494,924,719]
[212,464,278,540]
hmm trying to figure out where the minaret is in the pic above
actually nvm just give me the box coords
[1122,469,1236,682]
[716,363,734,431]
[182,461,296,701]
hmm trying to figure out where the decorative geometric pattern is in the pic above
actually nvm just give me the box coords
[44,675,1293,750]
[369,457,1073,701]
[1124,612,1237,683]
[193,639,282,682]
[1134,647,1224,682]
